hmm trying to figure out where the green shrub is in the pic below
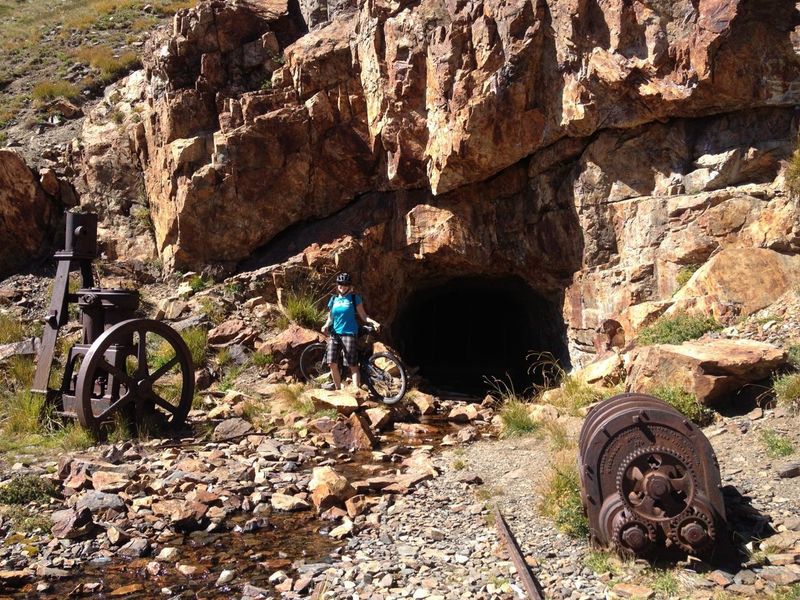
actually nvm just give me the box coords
[188,274,210,293]
[540,452,588,538]
[252,352,274,367]
[0,314,27,344]
[0,475,56,505]
[675,264,700,290]
[284,292,326,329]
[638,311,721,346]
[774,373,800,409]
[760,429,795,458]
[650,385,714,425]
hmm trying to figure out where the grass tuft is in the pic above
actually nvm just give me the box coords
[0,475,56,505]
[760,428,795,458]
[650,570,679,596]
[252,352,274,367]
[786,148,800,197]
[675,264,700,290]
[498,399,540,438]
[787,345,800,370]
[0,314,27,344]
[4,391,49,435]
[774,373,800,410]
[31,80,80,102]
[540,450,588,538]
[284,292,326,329]
[584,551,617,575]
[75,45,138,81]
[188,274,210,293]
[650,385,714,426]
[637,311,721,346]
[181,327,208,367]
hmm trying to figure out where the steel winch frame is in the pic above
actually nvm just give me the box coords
[578,393,728,558]
[31,212,194,435]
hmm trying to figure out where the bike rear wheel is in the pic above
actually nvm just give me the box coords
[364,352,407,405]
[299,343,330,385]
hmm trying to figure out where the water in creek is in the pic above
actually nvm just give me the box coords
[18,416,465,599]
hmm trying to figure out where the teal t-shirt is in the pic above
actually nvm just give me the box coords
[328,294,361,335]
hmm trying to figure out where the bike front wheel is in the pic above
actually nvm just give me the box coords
[364,352,407,405]
[299,343,330,385]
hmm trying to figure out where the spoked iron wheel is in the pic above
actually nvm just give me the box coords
[75,319,194,435]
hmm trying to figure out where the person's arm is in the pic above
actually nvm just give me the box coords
[356,302,380,329]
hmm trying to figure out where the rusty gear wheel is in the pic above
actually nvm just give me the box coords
[616,445,697,522]
[612,516,657,555]
[668,509,715,554]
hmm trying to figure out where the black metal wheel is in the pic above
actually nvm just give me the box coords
[75,319,194,434]
[364,352,407,405]
[299,343,329,385]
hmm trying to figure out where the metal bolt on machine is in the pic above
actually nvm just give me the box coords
[31,212,195,435]
[578,393,728,557]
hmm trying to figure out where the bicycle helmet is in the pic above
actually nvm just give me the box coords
[336,272,352,285]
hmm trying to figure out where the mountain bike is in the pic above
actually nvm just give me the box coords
[298,325,408,405]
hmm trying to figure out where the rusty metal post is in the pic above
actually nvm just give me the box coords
[31,212,97,395]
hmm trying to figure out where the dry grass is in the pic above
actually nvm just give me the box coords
[74,46,139,81]
[0,314,28,344]
[31,80,81,102]
[539,448,588,538]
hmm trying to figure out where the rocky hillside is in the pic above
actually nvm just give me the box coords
[3,0,799,371]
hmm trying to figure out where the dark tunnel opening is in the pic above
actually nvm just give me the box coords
[392,276,571,397]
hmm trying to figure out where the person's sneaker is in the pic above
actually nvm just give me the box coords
[322,382,337,391]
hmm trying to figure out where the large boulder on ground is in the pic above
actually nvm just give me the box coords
[627,339,787,405]
[307,389,360,416]
[258,324,324,365]
[672,249,800,319]
[308,466,355,511]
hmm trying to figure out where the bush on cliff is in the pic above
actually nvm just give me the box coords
[637,311,721,346]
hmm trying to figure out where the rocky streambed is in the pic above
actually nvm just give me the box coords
[0,391,498,599]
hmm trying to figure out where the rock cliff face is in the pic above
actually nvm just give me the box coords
[74,0,800,363]
[0,150,75,277]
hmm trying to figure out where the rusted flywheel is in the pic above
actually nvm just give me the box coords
[75,319,194,434]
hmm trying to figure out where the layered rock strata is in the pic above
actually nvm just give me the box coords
[71,0,800,363]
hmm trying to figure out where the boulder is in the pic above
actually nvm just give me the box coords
[270,493,311,512]
[331,413,378,450]
[74,490,126,514]
[573,352,623,385]
[448,404,479,423]
[409,392,437,416]
[627,339,787,405]
[51,508,94,540]
[258,324,324,365]
[308,466,356,511]
[672,249,800,318]
[208,319,260,348]
[90,471,128,493]
[212,418,254,441]
[308,389,360,416]
[528,404,560,422]
[365,406,392,431]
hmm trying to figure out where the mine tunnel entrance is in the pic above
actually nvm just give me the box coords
[392,276,570,396]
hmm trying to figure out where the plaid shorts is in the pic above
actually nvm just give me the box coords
[326,333,358,367]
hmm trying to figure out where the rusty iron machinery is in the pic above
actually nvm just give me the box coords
[578,393,727,557]
[31,212,194,435]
